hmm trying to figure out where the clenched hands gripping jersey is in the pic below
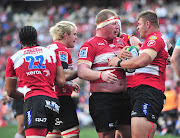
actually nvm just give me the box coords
[120,33,138,88]
[6,46,62,100]
[133,32,168,92]
[47,42,73,96]
[78,36,127,85]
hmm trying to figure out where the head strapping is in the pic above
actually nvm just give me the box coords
[118,19,122,32]
[96,16,119,29]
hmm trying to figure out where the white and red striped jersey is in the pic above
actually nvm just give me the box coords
[78,36,127,84]
[133,31,168,92]
[47,42,73,96]
[5,46,62,100]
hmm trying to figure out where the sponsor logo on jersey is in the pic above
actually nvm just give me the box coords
[26,110,32,125]
[142,103,149,116]
[79,47,88,58]
[43,69,50,77]
[149,36,157,40]
[147,40,156,47]
[109,44,115,48]
[59,51,68,63]
[45,100,60,113]
[116,39,123,45]
[24,48,43,55]
[26,70,42,76]
[97,42,105,46]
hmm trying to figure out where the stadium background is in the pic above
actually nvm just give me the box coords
[0,0,180,137]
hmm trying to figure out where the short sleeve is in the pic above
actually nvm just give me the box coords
[78,42,96,63]
[146,36,164,53]
[56,53,62,67]
[5,57,16,77]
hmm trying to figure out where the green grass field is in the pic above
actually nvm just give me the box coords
[0,124,179,138]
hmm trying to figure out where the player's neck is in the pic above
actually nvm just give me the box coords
[96,31,112,41]
[146,27,160,38]
[55,40,68,47]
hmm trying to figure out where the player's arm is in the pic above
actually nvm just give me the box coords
[55,53,65,87]
[130,35,141,49]
[118,35,141,60]
[5,77,24,99]
[78,60,102,80]
[171,48,180,79]
[78,60,118,83]
[109,48,157,69]
[55,66,66,87]
[65,69,78,81]
[164,37,174,56]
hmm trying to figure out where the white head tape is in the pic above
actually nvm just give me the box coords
[96,16,119,29]
[118,19,122,32]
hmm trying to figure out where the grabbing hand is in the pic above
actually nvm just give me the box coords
[1,91,9,105]
[108,57,122,67]
[118,46,132,60]
[100,70,118,83]
[72,83,80,93]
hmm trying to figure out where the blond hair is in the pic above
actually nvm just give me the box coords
[136,10,159,27]
[49,21,77,41]
[95,9,118,25]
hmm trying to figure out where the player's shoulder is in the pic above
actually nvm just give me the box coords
[148,32,163,40]
[47,42,67,51]
[10,49,24,61]
[82,36,102,48]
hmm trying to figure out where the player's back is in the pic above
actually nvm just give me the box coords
[6,46,58,100]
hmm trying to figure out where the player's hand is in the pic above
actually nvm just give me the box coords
[72,83,80,93]
[1,91,9,105]
[167,56,171,65]
[118,46,132,60]
[108,57,122,67]
[100,70,118,83]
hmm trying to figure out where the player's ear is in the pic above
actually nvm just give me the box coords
[146,21,151,28]
[64,32,68,39]
[20,41,23,49]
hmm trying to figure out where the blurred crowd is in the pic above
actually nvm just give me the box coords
[1,0,180,135]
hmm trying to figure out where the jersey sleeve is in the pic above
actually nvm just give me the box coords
[5,57,16,77]
[68,53,73,70]
[56,53,62,67]
[78,42,96,63]
[146,36,164,53]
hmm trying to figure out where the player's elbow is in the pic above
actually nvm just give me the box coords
[56,78,65,87]
[77,69,85,79]
[77,66,88,79]
[170,56,176,65]
[6,89,14,98]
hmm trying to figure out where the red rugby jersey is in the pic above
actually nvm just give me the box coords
[133,31,168,92]
[5,46,62,100]
[47,42,73,96]
[78,36,127,87]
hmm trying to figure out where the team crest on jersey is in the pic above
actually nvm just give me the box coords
[149,36,157,40]
[59,51,68,63]
[147,40,156,47]
[116,39,122,45]
[109,44,115,48]
[79,47,88,58]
